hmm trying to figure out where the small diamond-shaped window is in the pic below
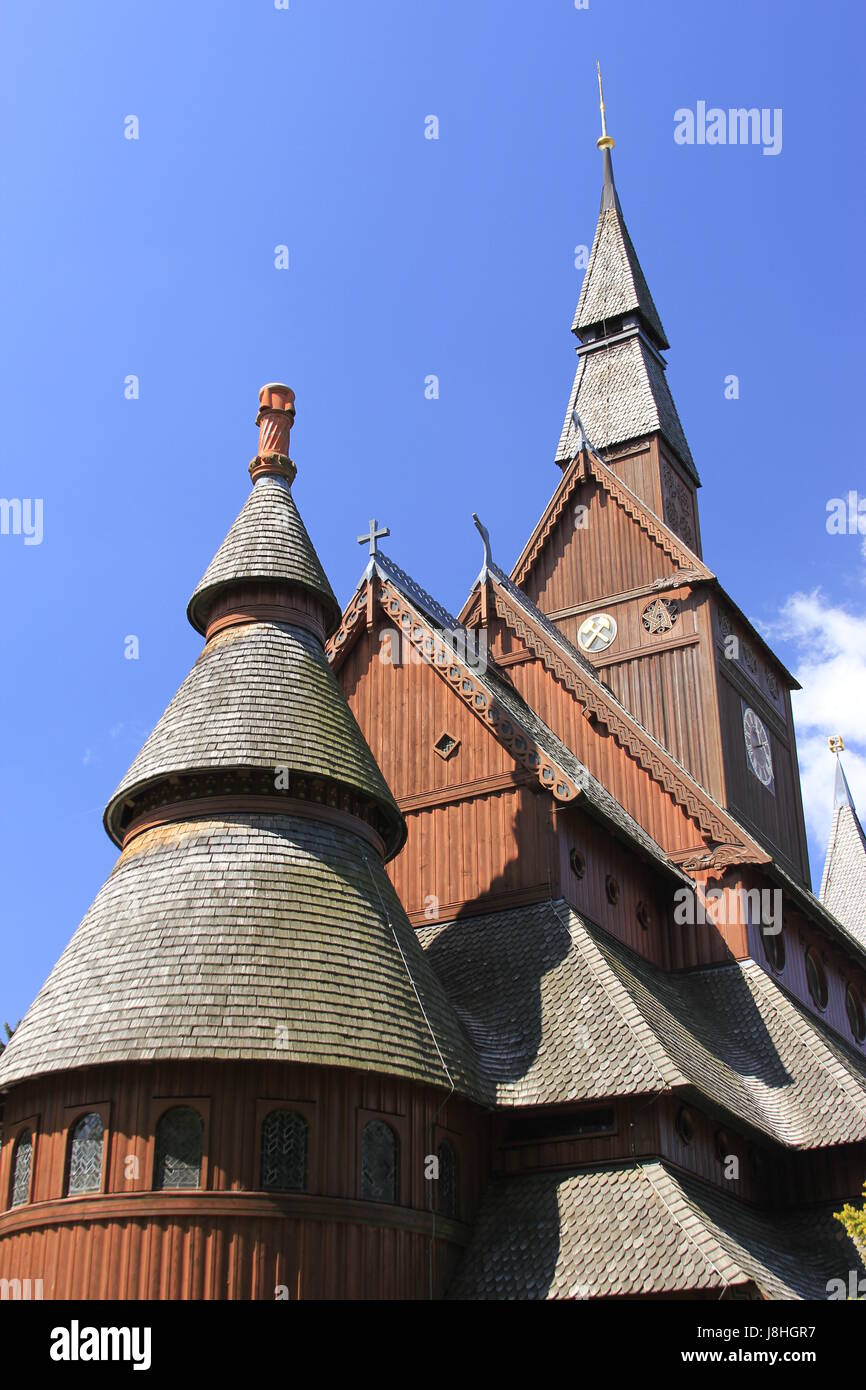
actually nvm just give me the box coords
[434,732,460,761]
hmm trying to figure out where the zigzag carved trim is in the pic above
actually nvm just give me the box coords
[493,586,755,856]
[378,580,579,805]
[582,451,711,573]
[513,450,712,586]
[512,458,586,584]
[326,586,369,670]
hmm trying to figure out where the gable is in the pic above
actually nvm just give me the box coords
[338,615,516,802]
[511,450,709,617]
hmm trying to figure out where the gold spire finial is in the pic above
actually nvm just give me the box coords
[829,734,845,754]
[596,61,614,151]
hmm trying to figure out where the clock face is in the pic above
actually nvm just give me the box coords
[577,612,617,654]
[743,705,774,788]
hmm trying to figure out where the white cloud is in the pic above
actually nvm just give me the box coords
[768,590,866,853]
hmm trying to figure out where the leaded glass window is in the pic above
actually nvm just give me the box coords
[436,1140,457,1219]
[260,1110,307,1192]
[11,1130,32,1207]
[360,1119,398,1203]
[67,1112,104,1195]
[154,1106,203,1190]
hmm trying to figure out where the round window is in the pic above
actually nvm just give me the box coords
[605,875,620,906]
[569,847,586,880]
[675,1107,694,1145]
[805,947,828,1011]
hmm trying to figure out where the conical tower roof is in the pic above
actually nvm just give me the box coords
[187,475,341,636]
[820,753,866,949]
[573,147,668,350]
[105,385,401,852]
[0,385,483,1100]
[556,113,698,481]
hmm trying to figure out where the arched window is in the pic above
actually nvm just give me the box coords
[66,1112,105,1196]
[10,1130,33,1207]
[154,1107,203,1190]
[805,947,828,1011]
[436,1139,457,1219]
[360,1120,398,1203]
[260,1110,307,1192]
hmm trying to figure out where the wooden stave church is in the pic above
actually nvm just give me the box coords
[1,127,866,1301]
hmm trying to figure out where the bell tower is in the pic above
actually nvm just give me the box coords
[510,72,811,885]
[555,65,701,554]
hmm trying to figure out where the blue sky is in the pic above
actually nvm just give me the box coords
[1,0,864,1026]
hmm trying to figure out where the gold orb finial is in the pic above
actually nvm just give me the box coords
[596,61,615,150]
[829,734,845,754]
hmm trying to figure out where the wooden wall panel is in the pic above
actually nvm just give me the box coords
[657,1096,758,1202]
[523,477,677,617]
[717,666,809,881]
[390,785,553,924]
[0,1061,489,1300]
[340,621,512,802]
[606,442,659,516]
[590,644,711,790]
[745,898,866,1061]
[548,587,725,801]
[555,806,675,968]
[489,618,707,860]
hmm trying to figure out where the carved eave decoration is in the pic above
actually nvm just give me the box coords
[488,575,765,865]
[510,448,714,590]
[326,581,370,671]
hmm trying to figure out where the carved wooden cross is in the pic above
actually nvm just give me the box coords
[357,518,390,556]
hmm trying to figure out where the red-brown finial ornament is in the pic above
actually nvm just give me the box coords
[250,383,297,484]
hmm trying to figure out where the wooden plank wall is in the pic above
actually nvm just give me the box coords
[555,805,678,968]
[557,591,718,793]
[490,615,708,860]
[522,475,678,617]
[0,1061,488,1300]
[717,663,809,882]
[744,893,866,1061]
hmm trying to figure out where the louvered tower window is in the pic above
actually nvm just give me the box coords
[11,1129,33,1207]
[360,1120,398,1203]
[436,1139,457,1219]
[154,1107,203,1190]
[260,1110,307,1192]
[66,1112,105,1195]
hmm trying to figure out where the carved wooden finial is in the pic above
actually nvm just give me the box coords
[472,513,494,573]
[250,383,297,485]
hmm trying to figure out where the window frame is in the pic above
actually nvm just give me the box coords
[845,981,866,1044]
[149,1096,211,1192]
[255,1099,316,1195]
[63,1101,111,1198]
[5,1114,39,1210]
[804,946,829,1013]
[433,1134,459,1221]
[762,920,786,975]
[356,1109,408,1205]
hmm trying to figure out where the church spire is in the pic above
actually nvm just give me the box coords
[596,61,616,212]
[555,70,697,481]
[820,737,866,949]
